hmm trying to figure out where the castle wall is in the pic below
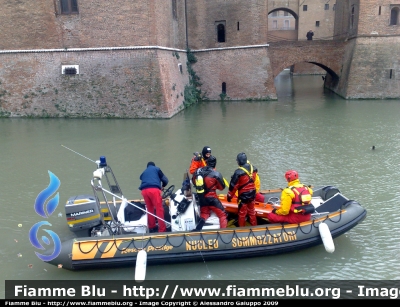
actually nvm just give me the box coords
[357,0,400,36]
[338,37,400,99]
[334,1,400,99]
[0,0,187,50]
[0,49,188,118]
[192,47,276,101]
[0,0,189,118]
[186,0,269,49]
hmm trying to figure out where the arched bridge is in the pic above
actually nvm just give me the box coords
[268,39,347,87]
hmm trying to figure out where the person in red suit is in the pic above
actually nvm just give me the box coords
[227,152,258,227]
[192,155,227,231]
[266,170,313,224]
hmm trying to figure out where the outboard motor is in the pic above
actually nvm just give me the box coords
[169,190,196,231]
[65,194,102,237]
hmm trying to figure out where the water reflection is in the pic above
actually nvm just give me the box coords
[1,74,400,298]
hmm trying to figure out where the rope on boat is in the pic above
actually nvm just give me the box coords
[76,210,346,255]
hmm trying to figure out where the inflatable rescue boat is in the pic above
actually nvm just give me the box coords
[44,156,367,274]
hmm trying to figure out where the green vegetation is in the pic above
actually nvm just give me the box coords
[184,49,207,107]
[219,93,231,101]
[173,51,180,59]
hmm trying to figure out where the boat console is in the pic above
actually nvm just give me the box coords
[169,189,220,231]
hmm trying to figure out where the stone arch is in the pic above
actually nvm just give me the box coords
[268,8,299,42]
[307,62,339,85]
[269,8,299,30]
[275,60,339,85]
[268,41,346,87]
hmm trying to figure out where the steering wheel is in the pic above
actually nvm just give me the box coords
[162,185,175,199]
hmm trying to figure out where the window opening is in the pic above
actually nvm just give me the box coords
[61,0,78,14]
[379,6,381,15]
[351,5,355,29]
[325,4,329,10]
[172,0,177,20]
[65,68,77,75]
[333,4,336,11]
[284,20,289,29]
[217,23,226,42]
[303,5,307,11]
[316,21,320,27]
[284,11,289,16]
[273,20,278,29]
[62,65,79,75]
[390,7,399,25]
[390,69,393,79]
[222,82,226,94]
[272,11,278,17]
[237,22,240,30]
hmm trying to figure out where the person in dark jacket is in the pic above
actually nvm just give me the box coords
[306,30,314,40]
[227,153,257,227]
[192,155,227,231]
[139,162,169,232]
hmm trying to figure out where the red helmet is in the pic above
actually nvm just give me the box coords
[285,170,298,182]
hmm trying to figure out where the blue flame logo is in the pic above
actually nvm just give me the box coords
[29,171,62,262]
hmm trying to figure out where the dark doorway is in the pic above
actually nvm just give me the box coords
[217,24,226,42]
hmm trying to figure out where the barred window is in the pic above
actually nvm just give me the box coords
[61,0,79,14]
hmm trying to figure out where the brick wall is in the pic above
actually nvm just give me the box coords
[192,47,276,101]
[0,0,187,50]
[357,0,400,36]
[333,1,400,98]
[0,0,189,118]
[337,37,400,99]
[186,0,269,49]
[0,49,188,118]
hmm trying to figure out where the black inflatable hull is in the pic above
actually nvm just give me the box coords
[48,200,366,270]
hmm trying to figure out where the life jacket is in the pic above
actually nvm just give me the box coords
[195,174,205,194]
[194,168,212,195]
[237,164,254,189]
[290,185,312,213]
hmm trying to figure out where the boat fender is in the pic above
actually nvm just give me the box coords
[135,249,147,282]
[319,222,335,253]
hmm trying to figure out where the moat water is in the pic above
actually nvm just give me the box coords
[1,72,400,297]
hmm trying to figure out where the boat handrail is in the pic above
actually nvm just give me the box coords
[93,179,183,232]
